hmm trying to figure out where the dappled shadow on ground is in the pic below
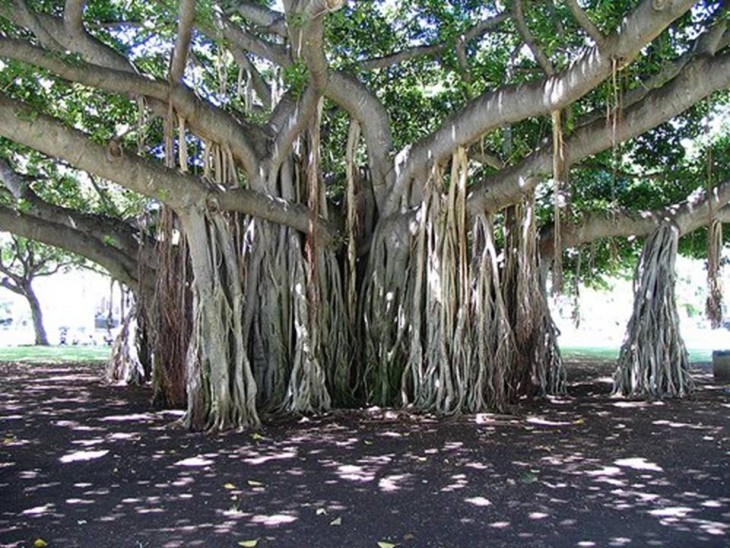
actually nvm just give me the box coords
[0,361,728,547]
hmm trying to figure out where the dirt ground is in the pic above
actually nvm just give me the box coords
[0,359,728,548]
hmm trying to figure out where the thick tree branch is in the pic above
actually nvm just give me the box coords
[467,52,730,214]
[212,11,290,66]
[388,0,698,216]
[213,187,339,244]
[169,0,196,83]
[326,72,395,211]
[64,0,86,35]
[0,38,266,176]
[540,178,730,259]
[578,8,727,129]
[0,177,142,260]
[0,94,338,242]
[229,1,287,36]
[262,0,343,176]
[0,206,141,289]
[1,3,134,72]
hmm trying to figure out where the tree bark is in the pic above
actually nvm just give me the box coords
[25,283,49,346]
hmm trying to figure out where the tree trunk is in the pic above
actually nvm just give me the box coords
[613,223,693,398]
[149,208,190,409]
[362,153,564,413]
[24,284,49,346]
[181,207,259,431]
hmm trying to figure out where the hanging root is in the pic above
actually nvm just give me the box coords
[614,223,693,398]
[503,194,566,400]
[465,214,516,411]
[149,208,191,408]
[363,154,564,413]
[106,303,146,385]
[184,210,259,431]
[551,109,566,295]
[406,149,471,413]
[706,219,723,328]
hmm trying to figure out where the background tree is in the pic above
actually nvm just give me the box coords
[0,235,77,345]
[0,0,728,429]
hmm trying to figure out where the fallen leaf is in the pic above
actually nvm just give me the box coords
[364,440,373,445]
[238,539,259,547]
[377,542,396,548]
[247,480,265,487]
[33,540,47,548]
[224,483,237,490]
[573,418,585,425]
[330,517,342,526]
[520,472,538,484]
[251,432,265,441]
[316,508,327,515]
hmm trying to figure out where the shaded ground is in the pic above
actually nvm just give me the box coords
[0,360,728,547]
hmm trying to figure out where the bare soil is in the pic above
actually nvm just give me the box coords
[0,359,728,547]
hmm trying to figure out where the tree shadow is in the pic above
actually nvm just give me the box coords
[0,361,728,547]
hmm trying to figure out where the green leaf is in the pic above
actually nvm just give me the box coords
[330,517,342,526]
[238,540,259,547]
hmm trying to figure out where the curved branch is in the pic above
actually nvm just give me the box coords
[262,0,343,175]
[511,0,554,76]
[213,11,290,66]
[64,0,86,35]
[467,52,730,214]
[214,188,340,244]
[228,0,287,37]
[0,172,142,260]
[0,205,141,289]
[0,38,266,176]
[540,178,730,259]
[326,72,394,210]
[388,0,698,216]
[577,7,727,129]
[0,93,337,242]
[2,3,134,73]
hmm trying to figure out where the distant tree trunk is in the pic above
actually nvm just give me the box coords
[24,283,49,346]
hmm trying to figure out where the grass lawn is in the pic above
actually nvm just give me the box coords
[0,345,111,363]
[0,343,712,366]
[561,345,712,363]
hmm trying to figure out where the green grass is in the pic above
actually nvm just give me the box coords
[562,345,712,363]
[0,345,111,363]
[0,343,712,366]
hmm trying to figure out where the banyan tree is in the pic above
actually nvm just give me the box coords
[0,0,729,430]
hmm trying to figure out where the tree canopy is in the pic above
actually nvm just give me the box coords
[0,0,728,430]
